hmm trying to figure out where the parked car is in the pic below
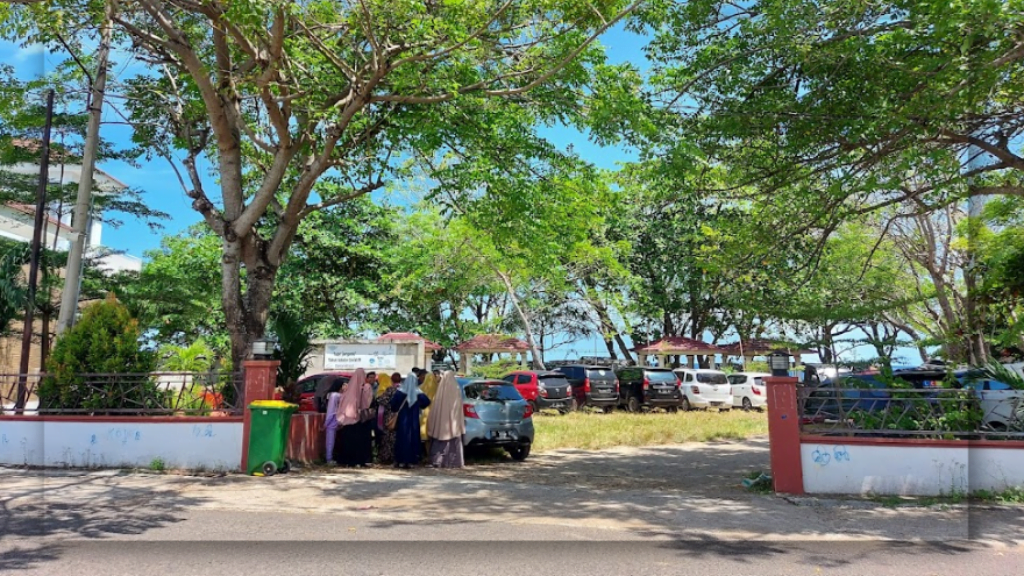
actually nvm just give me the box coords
[674,369,732,411]
[294,372,352,413]
[502,371,573,413]
[615,367,682,412]
[727,372,770,411]
[555,364,619,412]
[457,377,534,460]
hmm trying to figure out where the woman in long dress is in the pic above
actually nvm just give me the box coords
[418,372,439,457]
[374,373,400,465]
[427,371,466,468]
[322,378,344,465]
[335,368,373,467]
[391,373,431,469]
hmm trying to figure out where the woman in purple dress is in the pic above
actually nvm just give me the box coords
[321,378,344,465]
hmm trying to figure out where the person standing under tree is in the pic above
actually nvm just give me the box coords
[391,373,431,469]
[427,371,466,468]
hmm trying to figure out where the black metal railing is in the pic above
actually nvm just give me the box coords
[798,385,1024,440]
[0,372,244,416]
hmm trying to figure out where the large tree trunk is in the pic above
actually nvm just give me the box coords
[223,236,278,398]
[493,270,545,370]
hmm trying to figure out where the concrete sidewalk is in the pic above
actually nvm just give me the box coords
[2,439,1022,546]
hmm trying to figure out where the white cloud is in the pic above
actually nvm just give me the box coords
[13,43,45,63]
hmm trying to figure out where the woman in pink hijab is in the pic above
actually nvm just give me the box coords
[334,368,374,467]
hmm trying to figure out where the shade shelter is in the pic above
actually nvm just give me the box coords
[377,332,443,372]
[454,334,531,374]
[719,339,814,368]
[632,337,722,369]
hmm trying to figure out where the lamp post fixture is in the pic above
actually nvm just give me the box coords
[768,351,791,378]
[251,336,277,360]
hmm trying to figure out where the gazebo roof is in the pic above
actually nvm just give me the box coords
[719,339,814,356]
[454,334,530,353]
[632,337,722,355]
[377,332,442,351]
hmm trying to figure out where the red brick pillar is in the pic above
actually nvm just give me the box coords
[765,376,804,495]
[240,360,280,471]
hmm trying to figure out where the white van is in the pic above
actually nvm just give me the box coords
[674,369,732,411]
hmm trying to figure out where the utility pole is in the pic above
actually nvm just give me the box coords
[56,0,113,335]
[15,89,55,412]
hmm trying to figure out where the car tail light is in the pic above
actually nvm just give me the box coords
[583,377,591,393]
[463,404,479,419]
[643,377,650,391]
[523,403,534,419]
[614,379,620,393]
[753,386,762,396]
[675,378,682,389]
[539,388,548,398]
[691,385,700,395]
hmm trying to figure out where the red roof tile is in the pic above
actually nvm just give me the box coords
[377,332,442,351]
[719,339,813,355]
[632,337,721,354]
[454,334,530,352]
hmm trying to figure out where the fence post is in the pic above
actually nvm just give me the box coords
[765,376,804,495]
[240,360,279,471]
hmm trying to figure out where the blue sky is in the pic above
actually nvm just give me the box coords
[1,27,919,365]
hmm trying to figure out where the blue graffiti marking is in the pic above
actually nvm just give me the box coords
[811,448,831,466]
[833,446,851,462]
[2,434,8,445]
[192,424,216,438]
[134,431,141,441]
[90,434,97,445]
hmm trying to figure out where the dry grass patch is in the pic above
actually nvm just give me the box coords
[531,409,768,452]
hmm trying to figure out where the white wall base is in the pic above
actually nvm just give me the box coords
[0,419,242,471]
[801,442,1024,496]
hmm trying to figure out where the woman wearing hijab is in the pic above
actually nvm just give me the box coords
[418,371,440,455]
[374,373,401,465]
[322,377,345,465]
[335,368,374,467]
[427,371,466,468]
[390,373,431,469]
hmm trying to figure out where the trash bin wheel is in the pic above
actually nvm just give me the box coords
[279,459,291,474]
[261,461,277,476]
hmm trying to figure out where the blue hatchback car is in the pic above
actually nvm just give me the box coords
[456,377,535,461]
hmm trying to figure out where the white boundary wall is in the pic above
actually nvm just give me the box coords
[801,442,1024,496]
[0,419,243,470]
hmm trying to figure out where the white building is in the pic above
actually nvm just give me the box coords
[0,159,142,273]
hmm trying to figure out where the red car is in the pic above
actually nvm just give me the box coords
[295,372,352,413]
[501,371,573,413]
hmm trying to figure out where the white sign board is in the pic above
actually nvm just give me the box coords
[324,343,397,370]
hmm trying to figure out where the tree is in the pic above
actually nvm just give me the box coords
[6,0,643,371]
[636,0,1024,225]
[0,238,27,335]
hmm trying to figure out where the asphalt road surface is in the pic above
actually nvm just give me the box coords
[3,510,1022,576]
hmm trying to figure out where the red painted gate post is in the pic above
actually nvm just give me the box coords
[765,376,805,495]
[240,360,280,472]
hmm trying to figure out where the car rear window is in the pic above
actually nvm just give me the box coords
[647,371,678,383]
[538,374,570,386]
[300,379,319,393]
[695,373,728,384]
[727,375,744,385]
[463,383,523,401]
[586,369,615,381]
[753,377,764,386]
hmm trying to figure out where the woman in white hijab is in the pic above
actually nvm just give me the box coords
[426,371,466,468]
[390,372,431,469]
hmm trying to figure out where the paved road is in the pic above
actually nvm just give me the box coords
[3,510,1022,576]
[2,439,1022,575]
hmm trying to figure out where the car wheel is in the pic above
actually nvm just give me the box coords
[680,397,691,412]
[603,405,616,414]
[742,397,753,411]
[667,406,679,413]
[626,396,641,413]
[529,400,539,414]
[508,444,531,462]
[568,397,579,413]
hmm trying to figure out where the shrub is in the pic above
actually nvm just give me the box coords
[470,357,524,379]
[38,294,158,413]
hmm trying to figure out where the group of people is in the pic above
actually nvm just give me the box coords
[322,368,466,469]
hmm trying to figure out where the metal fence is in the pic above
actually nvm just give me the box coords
[0,372,244,416]
[798,385,1024,440]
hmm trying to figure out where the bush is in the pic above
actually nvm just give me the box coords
[38,294,158,413]
[470,358,524,379]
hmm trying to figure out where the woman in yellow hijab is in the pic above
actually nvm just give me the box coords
[419,371,439,451]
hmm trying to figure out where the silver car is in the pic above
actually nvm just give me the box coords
[457,377,535,461]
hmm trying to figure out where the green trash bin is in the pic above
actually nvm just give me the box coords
[246,400,298,476]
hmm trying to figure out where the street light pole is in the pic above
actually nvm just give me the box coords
[15,89,55,412]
